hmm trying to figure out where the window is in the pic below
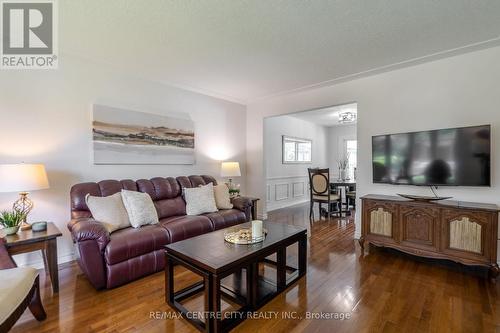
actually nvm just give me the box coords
[282,136,312,163]
[345,139,357,179]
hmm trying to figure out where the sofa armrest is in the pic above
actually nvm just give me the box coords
[231,196,254,221]
[68,218,110,252]
[67,218,109,289]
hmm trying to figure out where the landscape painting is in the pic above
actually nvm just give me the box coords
[92,105,195,164]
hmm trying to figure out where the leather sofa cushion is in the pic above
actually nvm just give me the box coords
[159,215,214,243]
[105,225,169,265]
[70,179,138,216]
[106,249,164,289]
[176,175,217,189]
[155,197,186,219]
[70,176,216,219]
[203,209,246,230]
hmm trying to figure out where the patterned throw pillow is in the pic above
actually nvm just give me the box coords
[85,192,131,233]
[213,183,233,209]
[184,183,218,215]
[121,190,159,228]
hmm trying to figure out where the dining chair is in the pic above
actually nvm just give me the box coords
[307,168,340,221]
[329,183,342,216]
[0,238,46,332]
[346,184,356,210]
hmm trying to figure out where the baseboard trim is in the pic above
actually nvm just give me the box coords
[13,252,75,270]
[266,199,309,213]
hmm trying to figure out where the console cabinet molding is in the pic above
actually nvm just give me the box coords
[359,194,499,282]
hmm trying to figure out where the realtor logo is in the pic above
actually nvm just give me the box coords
[1,0,58,69]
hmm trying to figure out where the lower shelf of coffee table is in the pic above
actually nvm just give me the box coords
[172,266,301,332]
[175,268,299,304]
[222,270,276,306]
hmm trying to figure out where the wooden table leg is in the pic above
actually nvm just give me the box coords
[246,262,259,309]
[277,248,286,291]
[41,250,49,276]
[165,255,174,305]
[44,239,59,293]
[208,274,221,333]
[298,234,307,277]
[204,273,213,332]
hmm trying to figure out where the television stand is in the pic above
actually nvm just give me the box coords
[360,194,499,282]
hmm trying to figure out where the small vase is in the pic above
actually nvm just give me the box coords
[340,169,347,181]
[3,225,20,236]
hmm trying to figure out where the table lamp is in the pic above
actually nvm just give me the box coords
[220,161,241,190]
[0,164,50,230]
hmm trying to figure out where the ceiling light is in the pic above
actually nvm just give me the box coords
[338,111,357,124]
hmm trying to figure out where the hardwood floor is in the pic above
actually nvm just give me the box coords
[11,203,500,333]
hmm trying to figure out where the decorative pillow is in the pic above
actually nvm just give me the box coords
[213,183,233,209]
[121,190,159,228]
[85,192,131,233]
[184,183,218,215]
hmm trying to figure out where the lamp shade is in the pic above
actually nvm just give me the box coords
[220,162,241,178]
[0,164,50,193]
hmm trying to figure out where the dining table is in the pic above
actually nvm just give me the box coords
[330,180,356,216]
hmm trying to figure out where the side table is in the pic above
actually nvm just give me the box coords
[246,197,260,220]
[1,222,62,293]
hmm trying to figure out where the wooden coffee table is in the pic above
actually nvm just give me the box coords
[164,221,307,333]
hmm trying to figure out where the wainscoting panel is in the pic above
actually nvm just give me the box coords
[292,181,305,197]
[266,175,309,212]
[275,183,290,201]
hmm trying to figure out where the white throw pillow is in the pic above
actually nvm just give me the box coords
[213,183,233,209]
[121,190,159,228]
[184,183,218,215]
[85,192,131,233]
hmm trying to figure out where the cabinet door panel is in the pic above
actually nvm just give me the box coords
[363,200,399,244]
[399,206,440,252]
[441,209,490,262]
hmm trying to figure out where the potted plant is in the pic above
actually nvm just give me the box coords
[228,183,241,199]
[0,210,26,236]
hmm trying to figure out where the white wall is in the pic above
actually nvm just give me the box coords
[264,115,328,212]
[327,124,357,178]
[246,46,500,261]
[0,54,247,267]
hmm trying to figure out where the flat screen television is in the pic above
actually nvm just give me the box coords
[372,125,491,187]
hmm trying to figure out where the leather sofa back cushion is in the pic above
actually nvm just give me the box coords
[155,197,186,219]
[70,175,217,219]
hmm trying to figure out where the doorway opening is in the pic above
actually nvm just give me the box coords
[263,102,357,219]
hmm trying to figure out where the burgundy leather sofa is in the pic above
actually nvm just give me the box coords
[67,175,252,289]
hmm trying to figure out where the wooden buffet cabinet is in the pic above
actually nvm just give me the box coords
[360,194,499,281]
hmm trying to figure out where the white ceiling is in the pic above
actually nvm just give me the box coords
[61,1,500,104]
[288,103,357,127]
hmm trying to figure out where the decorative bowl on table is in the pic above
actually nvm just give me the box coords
[32,221,47,232]
[224,227,267,245]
